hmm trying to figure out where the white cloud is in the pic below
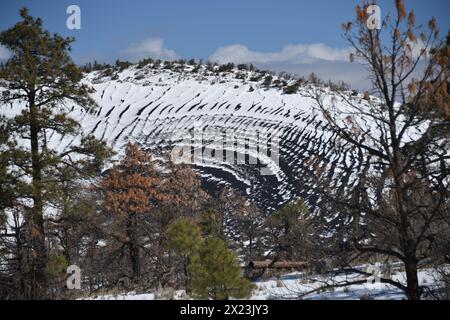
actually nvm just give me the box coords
[122,38,178,62]
[208,43,373,89]
[209,43,352,65]
[0,45,11,61]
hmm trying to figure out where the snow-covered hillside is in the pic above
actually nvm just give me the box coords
[1,62,364,210]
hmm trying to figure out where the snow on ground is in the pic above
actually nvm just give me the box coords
[81,267,439,300]
[251,268,436,300]
[87,292,156,300]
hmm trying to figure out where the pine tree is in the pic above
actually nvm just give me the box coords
[99,143,165,282]
[0,117,16,214]
[167,218,254,299]
[0,8,112,298]
[167,218,202,292]
[191,237,253,300]
[158,159,209,225]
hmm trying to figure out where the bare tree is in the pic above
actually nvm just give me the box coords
[306,0,449,300]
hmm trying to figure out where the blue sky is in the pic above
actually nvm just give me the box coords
[0,0,449,89]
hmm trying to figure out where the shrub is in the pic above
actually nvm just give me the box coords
[263,75,273,87]
[283,82,300,94]
[218,63,234,72]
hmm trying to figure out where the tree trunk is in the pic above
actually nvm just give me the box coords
[127,214,140,281]
[28,99,48,299]
[404,258,421,300]
[14,227,27,299]
[184,257,191,293]
[393,159,421,300]
[129,242,141,281]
